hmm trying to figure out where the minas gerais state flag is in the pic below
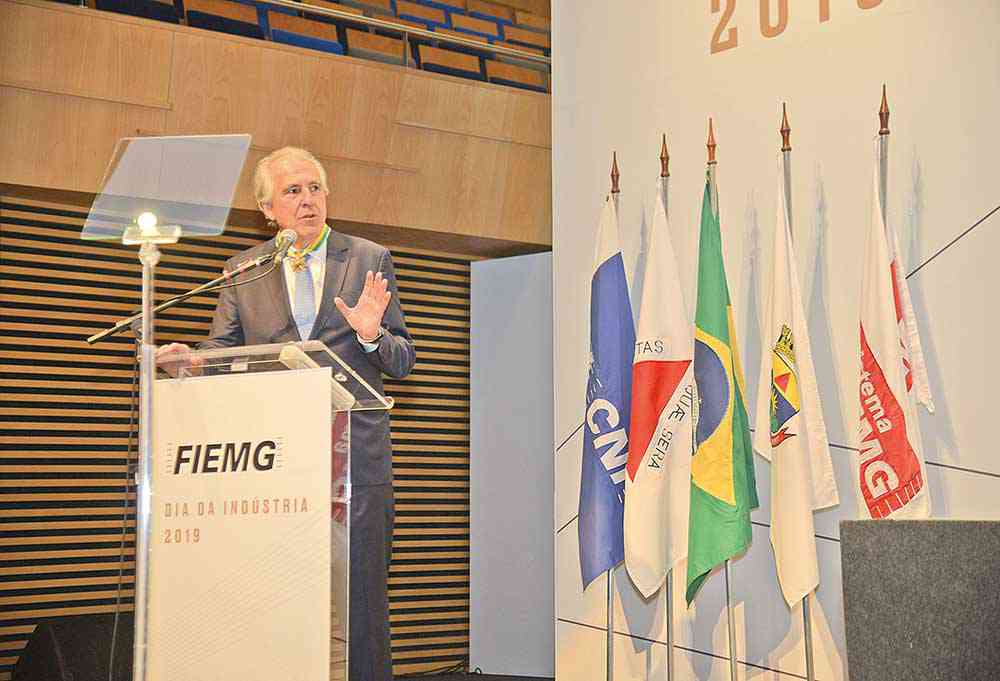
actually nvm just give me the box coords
[624,178,695,598]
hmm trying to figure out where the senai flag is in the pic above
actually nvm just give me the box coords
[579,195,636,589]
[686,172,758,605]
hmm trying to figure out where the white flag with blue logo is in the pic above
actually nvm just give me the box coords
[579,195,636,589]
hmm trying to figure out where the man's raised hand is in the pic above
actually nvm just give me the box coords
[334,270,391,342]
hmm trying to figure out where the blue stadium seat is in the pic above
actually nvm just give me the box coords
[252,0,295,35]
[484,59,547,93]
[467,0,512,26]
[187,10,264,38]
[432,27,492,59]
[422,62,485,81]
[345,27,407,65]
[254,0,297,14]
[184,0,265,38]
[395,0,449,30]
[451,26,494,41]
[502,24,548,53]
[449,12,500,42]
[340,0,393,16]
[271,28,345,54]
[468,9,507,25]
[488,77,545,93]
[417,44,484,81]
[408,0,463,15]
[94,0,180,23]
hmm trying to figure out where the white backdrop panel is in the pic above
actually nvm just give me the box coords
[470,252,554,676]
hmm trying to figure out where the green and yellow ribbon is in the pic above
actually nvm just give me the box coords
[288,224,330,271]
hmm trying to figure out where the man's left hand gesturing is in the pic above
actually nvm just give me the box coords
[334,270,391,342]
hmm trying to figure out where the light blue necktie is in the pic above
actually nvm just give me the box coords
[292,253,317,340]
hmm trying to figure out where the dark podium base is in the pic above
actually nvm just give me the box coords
[841,520,1000,681]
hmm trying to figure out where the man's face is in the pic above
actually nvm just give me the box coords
[260,159,328,240]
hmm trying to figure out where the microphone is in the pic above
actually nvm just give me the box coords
[273,229,298,264]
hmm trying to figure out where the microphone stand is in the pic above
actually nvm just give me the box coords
[87,251,278,345]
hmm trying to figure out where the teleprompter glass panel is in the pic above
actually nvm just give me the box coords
[81,134,251,241]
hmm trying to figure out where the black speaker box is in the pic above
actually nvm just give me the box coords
[13,613,133,681]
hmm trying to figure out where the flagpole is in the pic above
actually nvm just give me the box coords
[606,567,615,681]
[723,560,738,681]
[780,104,794,233]
[878,84,890,226]
[658,133,675,681]
[707,118,718,213]
[780,102,817,681]
[606,151,621,681]
[660,133,670,216]
[708,118,737,681]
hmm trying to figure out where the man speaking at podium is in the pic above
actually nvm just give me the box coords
[159,146,415,681]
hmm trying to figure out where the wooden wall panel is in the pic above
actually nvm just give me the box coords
[0,1,173,108]
[500,142,552,241]
[0,87,167,194]
[0,0,551,251]
[396,73,551,148]
[0,196,471,678]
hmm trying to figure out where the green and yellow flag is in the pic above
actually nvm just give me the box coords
[685,173,759,605]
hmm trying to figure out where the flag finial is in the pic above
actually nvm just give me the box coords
[707,118,717,165]
[660,134,670,178]
[878,84,890,136]
[780,103,791,152]
[610,151,620,194]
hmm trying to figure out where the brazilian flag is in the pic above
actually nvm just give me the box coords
[685,173,759,605]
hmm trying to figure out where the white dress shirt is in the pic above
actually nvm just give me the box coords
[281,234,378,352]
[282,236,326,316]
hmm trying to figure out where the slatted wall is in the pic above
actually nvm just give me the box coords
[0,196,471,678]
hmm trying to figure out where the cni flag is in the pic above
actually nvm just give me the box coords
[858,155,930,519]
[579,195,636,589]
[686,172,759,605]
[752,156,838,607]
[624,178,695,598]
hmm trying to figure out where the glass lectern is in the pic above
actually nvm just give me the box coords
[150,340,392,680]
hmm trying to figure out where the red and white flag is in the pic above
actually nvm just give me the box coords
[886,184,935,415]
[624,178,694,598]
[858,155,931,519]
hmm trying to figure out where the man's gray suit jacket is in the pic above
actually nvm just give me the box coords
[198,229,415,681]
[198,229,416,486]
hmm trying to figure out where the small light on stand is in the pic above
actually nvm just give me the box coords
[123,211,180,245]
[137,212,158,236]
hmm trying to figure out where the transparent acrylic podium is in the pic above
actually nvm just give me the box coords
[175,340,394,413]
[153,340,392,680]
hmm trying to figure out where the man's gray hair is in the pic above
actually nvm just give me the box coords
[253,146,328,206]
